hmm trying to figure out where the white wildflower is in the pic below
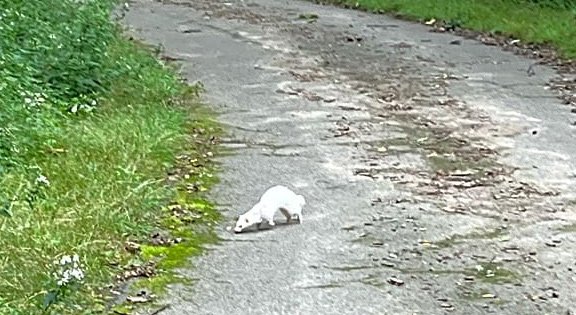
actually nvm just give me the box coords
[24,98,32,104]
[36,174,50,186]
[59,255,72,266]
[54,254,85,286]
[69,268,84,281]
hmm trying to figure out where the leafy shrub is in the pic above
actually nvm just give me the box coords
[0,0,122,173]
[0,0,117,99]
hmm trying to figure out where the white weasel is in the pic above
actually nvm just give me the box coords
[233,185,306,233]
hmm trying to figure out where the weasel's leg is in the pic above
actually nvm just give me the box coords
[261,214,275,227]
[292,206,303,224]
[255,216,264,230]
[279,208,292,224]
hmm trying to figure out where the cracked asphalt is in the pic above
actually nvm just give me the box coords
[122,1,576,314]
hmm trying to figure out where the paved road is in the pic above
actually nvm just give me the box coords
[123,1,576,314]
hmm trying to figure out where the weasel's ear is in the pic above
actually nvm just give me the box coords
[234,215,240,221]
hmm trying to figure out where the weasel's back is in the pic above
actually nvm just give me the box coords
[260,185,302,202]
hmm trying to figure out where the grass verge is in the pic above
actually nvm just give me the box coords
[313,0,576,58]
[0,1,220,314]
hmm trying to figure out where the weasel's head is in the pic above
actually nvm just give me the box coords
[233,212,259,233]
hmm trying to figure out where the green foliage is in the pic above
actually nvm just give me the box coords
[0,0,219,314]
[0,0,117,99]
[0,0,122,172]
[319,0,576,58]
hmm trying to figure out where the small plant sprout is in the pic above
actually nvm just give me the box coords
[24,172,51,210]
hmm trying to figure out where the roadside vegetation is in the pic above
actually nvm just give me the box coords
[315,0,576,58]
[0,1,219,314]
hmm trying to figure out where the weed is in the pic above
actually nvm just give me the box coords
[433,228,507,249]
[465,262,520,284]
[298,13,320,20]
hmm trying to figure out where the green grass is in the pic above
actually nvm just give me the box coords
[465,262,520,284]
[432,228,507,249]
[0,0,220,314]
[315,0,576,58]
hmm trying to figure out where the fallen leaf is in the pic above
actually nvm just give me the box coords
[126,296,149,303]
[124,241,141,254]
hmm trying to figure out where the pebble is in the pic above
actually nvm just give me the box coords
[387,277,404,286]
[546,290,560,298]
[381,261,395,268]
[226,226,232,231]
[440,302,453,309]
[177,25,202,33]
